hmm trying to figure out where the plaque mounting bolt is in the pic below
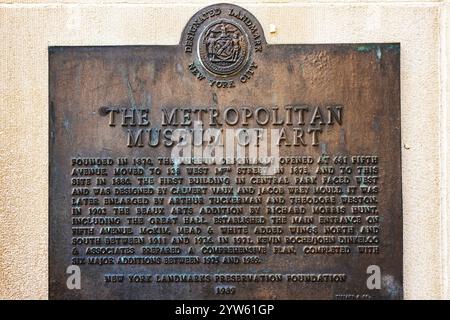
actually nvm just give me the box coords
[269,24,277,33]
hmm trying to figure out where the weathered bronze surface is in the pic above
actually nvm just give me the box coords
[49,3,402,299]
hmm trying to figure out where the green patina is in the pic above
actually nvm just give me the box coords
[355,44,400,52]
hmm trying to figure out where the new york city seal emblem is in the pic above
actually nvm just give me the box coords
[199,20,249,76]
[181,4,265,88]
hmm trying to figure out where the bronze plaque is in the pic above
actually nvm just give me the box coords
[49,3,402,300]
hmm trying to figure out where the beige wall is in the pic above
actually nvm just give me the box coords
[0,0,447,299]
[443,0,450,300]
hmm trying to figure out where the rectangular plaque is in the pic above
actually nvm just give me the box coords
[49,3,402,300]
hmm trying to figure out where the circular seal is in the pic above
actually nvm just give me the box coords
[198,20,250,76]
